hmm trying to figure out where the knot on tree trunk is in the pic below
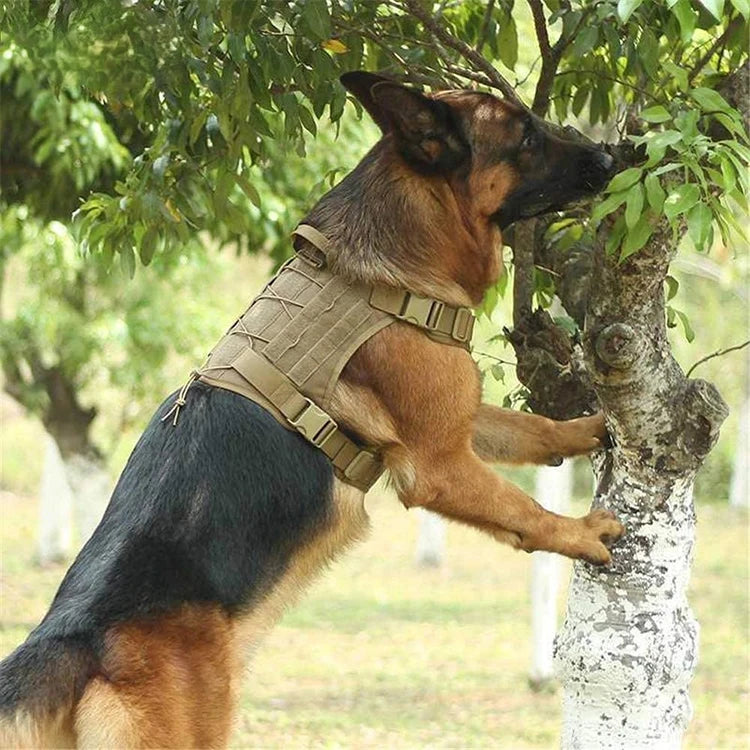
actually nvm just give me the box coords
[593,323,643,372]
[505,309,597,419]
[679,378,729,459]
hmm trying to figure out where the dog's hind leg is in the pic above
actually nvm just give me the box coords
[75,604,237,749]
[0,709,76,749]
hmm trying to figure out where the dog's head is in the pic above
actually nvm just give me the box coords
[340,72,616,230]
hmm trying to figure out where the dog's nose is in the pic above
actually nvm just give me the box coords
[596,150,615,173]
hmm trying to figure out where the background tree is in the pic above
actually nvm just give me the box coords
[1,0,747,745]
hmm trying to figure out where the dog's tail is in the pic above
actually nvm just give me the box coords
[0,635,96,748]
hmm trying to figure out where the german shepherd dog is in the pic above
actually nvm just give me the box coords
[0,72,623,748]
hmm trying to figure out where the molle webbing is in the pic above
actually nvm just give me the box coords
[194,255,388,491]
[293,224,475,349]
[169,226,475,492]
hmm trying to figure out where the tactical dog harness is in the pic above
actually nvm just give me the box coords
[163,225,475,492]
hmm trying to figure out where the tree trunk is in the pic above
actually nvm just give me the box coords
[37,434,74,565]
[529,460,572,691]
[554,222,729,748]
[63,452,111,546]
[414,509,445,567]
[42,378,110,549]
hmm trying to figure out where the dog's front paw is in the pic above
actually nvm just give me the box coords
[553,413,611,459]
[576,509,625,565]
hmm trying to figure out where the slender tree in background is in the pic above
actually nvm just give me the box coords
[1,0,747,744]
[529,460,572,691]
[415,509,446,567]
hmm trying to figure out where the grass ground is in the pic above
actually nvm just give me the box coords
[0,487,747,749]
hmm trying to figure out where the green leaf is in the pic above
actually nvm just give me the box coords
[664,183,700,220]
[490,364,505,382]
[687,202,713,251]
[674,309,695,342]
[653,162,682,176]
[645,130,683,166]
[691,87,733,114]
[698,0,725,20]
[570,26,598,57]
[730,0,750,19]
[617,0,644,22]
[120,245,136,278]
[572,86,589,117]
[714,112,750,141]
[663,61,689,92]
[498,15,519,69]
[671,0,697,42]
[607,167,643,193]
[553,315,579,336]
[592,191,629,222]
[645,173,666,212]
[620,214,654,260]
[139,226,158,265]
[641,105,671,123]
[298,104,317,136]
[302,0,332,40]
[189,111,209,146]
[236,173,261,208]
[606,215,627,255]
[625,183,644,229]
[638,29,660,78]
[665,275,680,301]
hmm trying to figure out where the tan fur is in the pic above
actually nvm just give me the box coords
[0,708,75,749]
[67,481,367,749]
[231,479,369,657]
[334,317,621,564]
[75,605,235,749]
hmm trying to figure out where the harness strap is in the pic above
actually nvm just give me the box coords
[292,224,475,349]
[229,346,383,492]
[291,224,329,267]
[368,286,474,346]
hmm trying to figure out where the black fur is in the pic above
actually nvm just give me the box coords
[494,130,615,228]
[0,382,334,714]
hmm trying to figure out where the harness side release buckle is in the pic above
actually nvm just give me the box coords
[289,400,338,448]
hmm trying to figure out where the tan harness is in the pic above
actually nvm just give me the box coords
[163,225,475,492]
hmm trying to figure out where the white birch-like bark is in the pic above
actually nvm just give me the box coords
[64,454,112,546]
[415,508,445,566]
[529,460,572,689]
[554,223,728,749]
[37,435,74,565]
[729,396,748,507]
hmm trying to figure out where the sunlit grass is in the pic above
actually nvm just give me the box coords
[0,488,746,749]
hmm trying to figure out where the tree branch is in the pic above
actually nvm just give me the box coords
[686,339,750,378]
[402,0,522,103]
[512,220,537,327]
[527,0,552,59]
[528,0,600,115]
[688,16,743,84]
[475,0,496,52]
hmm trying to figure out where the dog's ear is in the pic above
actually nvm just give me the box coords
[340,72,469,171]
[339,71,395,132]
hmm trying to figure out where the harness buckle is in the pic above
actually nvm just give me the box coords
[401,294,445,330]
[289,399,338,447]
[452,307,475,344]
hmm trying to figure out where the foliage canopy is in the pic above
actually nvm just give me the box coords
[0,0,747,448]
